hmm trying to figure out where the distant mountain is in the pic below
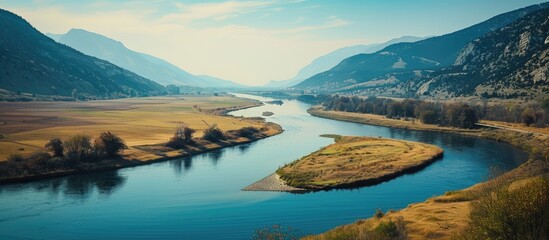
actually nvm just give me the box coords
[0,9,164,97]
[264,36,426,88]
[48,29,244,88]
[195,75,246,88]
[409,7,549,99]
[294,3,549,92]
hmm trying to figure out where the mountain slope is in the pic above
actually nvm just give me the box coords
[0,9,164,97]
[295,3,549,92]
[264,36,425,88]
[411,7,549,99]
[49,29,244,88]
[195,75,245,88]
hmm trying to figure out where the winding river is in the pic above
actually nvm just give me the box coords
[0,93,527,239]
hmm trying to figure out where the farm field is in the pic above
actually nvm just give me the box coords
[0,95,267,161]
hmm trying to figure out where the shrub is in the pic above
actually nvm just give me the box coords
[374,208,385,219]
[252,224,300,240]
[166,125,196,149]
[7,154,25,163]
[45,137,64,157]
[94,132,127,158]
[236,126,260,139]
[202,124,226,141]
[462,177,549,240]
[521,108,536,126]
[64,134,93,161]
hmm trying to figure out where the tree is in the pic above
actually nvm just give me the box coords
[521,108,536,126]
[64,134,93,161]
[45,137,64,157]
[183,127,196,144]
[166,124,196,149]
[94,132,127,158]
[419,110,438,124]
[202,124,226,141]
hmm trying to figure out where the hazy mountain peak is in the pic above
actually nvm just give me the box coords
[263,35,426,89]
[50,28,244,88]
[0,8,164,97]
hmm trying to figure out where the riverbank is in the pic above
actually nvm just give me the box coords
[0,96,284,184]
[245,136,443,192]
[242,173,306,193]
[303,108,549,239]
[308,106,480,136]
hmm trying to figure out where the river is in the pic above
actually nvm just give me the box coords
[0,93,527,239]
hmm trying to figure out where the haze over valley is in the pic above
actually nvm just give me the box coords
[0,1,548,239]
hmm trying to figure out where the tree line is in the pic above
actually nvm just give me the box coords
[165,123,262,149]
[321,95,549,129]
[0,132,127,179]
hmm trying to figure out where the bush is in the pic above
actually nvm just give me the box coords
[166,125,196,149]
[45,137,64,157]
[236,126,260,139]
[462,177,549,240]
[374,208,385,219]
[202,124,226,142]
[94,132,127,158]
[7,154,25,163]
[64,134,93,161]
[252,224,300,240]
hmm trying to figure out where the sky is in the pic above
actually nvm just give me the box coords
[0,0,546,86]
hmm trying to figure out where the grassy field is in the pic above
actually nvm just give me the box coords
[277,136,443,190]
[0,95,270,161]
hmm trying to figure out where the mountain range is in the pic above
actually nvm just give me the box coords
[47,29,244,89]
[0,9,164,97]
[408,7,549,99]
[264,36,426,88]
[294,2,549,97]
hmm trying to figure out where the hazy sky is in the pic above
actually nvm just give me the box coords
[0,0,546,86]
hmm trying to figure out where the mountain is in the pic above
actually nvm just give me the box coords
[0,9,164,97]
[294,3,549,92]
[264,36,426,88]
[48,29,244,88]
[409,7,549,99]
[195,75,246,88]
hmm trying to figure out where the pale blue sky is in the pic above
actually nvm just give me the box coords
[1,0,546,85]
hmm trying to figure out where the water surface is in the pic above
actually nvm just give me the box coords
[0,93,527,239]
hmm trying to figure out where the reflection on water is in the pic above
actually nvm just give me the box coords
[207,150,224,165]
[0,171,126,198]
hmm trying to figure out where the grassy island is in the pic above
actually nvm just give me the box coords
[276,136,443,190]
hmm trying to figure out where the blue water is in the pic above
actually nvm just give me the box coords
[0,94,527,239]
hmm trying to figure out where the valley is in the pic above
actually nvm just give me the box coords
[0,1,548,240]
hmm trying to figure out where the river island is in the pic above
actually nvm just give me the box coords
[244,136,443,192]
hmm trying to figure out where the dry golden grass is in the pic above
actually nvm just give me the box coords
[0,95,267,161]
[480,120,549,135]
[304,198,470,240]
[278,136,443,189]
